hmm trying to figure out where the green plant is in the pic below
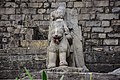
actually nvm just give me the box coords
[24,67,33,80]
[60,75,64,80]
[90,73,92,80]
[42,70,47,80]
[16,68,64,80]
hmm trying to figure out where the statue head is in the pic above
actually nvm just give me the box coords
[51,19,65,44]
[50,5,66,21]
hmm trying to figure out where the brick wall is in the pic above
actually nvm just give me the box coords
[0,0,120,79]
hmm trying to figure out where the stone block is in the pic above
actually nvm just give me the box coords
[9,15,22,20]
[97,14,119,20]
[115,1,120,7]
[98,33,106,38]
[67,2,73,8]
[85,2,93,7]
[1,15,8,20]
[44,3,50,8]
[78,21,86,26]
[32,15,43,20]
[94,1,109,7]
[81,8,103,13]
[43,15,49,20]
[29,3,43,8]
[39,21,49,26]
[0,8,6,14]
[108,33,120,38]
[74,2,84,7]
[104,27,113,32]
[92,27,104,32]
[103,39,118,45]
[83,33,90,38]
[86,39,100,45]
[3,33,10,37]
[30,0,47,2]
[112,7,120,13]
[86,21,101,27]
[5,2,18,8]
[102,21,110,26]
[83,27,91,32]
[90,14,95,20]
[0,21,11,26]
[5,8,15,14]
[22,8,36,14]
[79,14,90,20]
[51,3,59,8]
[48,0,56,2]
[2,38,8,43]
[91,33,98,38]
[113,25,120,32]
[111,20,120,26]
[38,9,46,14]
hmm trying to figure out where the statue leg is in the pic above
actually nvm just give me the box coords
[59,52,68,66]
[47,52,56,68]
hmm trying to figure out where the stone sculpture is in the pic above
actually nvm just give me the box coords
[47,4,88,71]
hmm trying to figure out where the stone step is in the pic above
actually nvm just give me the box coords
[23,67,120,80]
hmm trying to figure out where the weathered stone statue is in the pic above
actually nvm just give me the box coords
[47,4,88,71]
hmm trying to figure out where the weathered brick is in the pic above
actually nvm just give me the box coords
[111,20,120,26]
[5,8,15,14]
[83,27,91,32]
[67,2,73,8]
[85,2,93,7]
[44,3,50,8]
[29,3,43,8]
[74,2,84,7]
[3,33,10,37]
[79,14,90,20]
[112,7,120,13]
[97,14,119,20]
[1,15,8,20]
[86,21,101,27]
[0,8,6,14]
[104,27,113,32]
[83,33,90,38]
[38,9,46,14]
[9,15,22,20]
[98,33,106,38]
[115,1,120,7]
[102,21,110,26]
[94,1,109,7]
[91,33,98,38]
[90,14,95,20]
[81,8,103,13]
[86,39,100,45]
[2,38,8,43]
[92,27,104,32]
[48,0,56,2]
[30,0,47,2]
[32,15,43,20]
[39,21,49,25]
[51,3,58,8]
[5,2,18,8]
[43,15,49,20]
[108,33,120,38]
[22,8,36,14]
[20,3,28,7]
[78,21,86,26]
[0,21,11,26]
[103,39,118,45]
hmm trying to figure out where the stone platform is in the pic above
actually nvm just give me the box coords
[23,67,120,80]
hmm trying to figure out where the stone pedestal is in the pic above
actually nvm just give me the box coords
[23,67,120,80]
